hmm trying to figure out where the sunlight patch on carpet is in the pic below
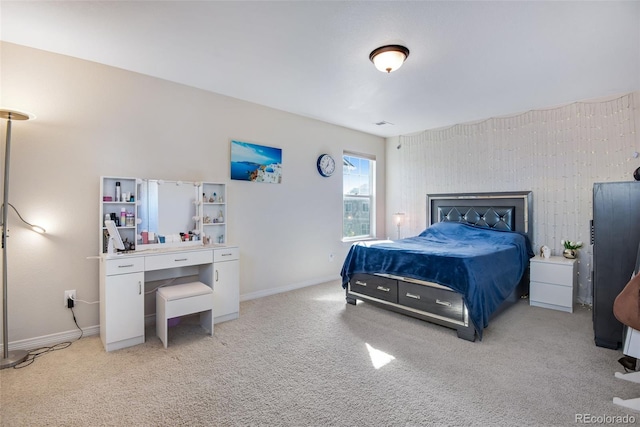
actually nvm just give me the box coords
[366,343,395,369]
[313,294,344,302]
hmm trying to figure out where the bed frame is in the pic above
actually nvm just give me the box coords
[345,191,533,341]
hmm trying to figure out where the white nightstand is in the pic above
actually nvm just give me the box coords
[529,255,577,313]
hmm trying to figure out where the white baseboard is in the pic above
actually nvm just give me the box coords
[2,275,341,353]
[1,325,100,353]
[240,275,340,302]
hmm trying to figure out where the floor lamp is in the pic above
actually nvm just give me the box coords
[1,109,34,369]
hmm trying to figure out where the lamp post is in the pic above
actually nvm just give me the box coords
[1,109,33,369]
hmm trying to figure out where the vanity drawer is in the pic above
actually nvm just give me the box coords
[398,281,464,322]
[349,274,398,303]
[145,250,213,271]
[214,247,239,262]
[105,257,145,276]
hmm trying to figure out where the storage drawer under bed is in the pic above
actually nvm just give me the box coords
[349,274,398,303]
[398,280,465,322]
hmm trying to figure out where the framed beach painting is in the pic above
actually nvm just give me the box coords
[230,140,282,183]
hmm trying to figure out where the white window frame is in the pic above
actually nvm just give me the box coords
[342,151,376,241]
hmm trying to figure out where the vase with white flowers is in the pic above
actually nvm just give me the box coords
[561,239,582,259]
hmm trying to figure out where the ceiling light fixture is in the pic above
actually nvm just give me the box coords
[369,45,410,73]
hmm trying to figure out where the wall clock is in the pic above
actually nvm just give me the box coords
[317,154,336,177]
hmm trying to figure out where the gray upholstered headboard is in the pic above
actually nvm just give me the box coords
[427,191,533,240]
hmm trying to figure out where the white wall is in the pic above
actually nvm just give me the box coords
[0,42,385,346]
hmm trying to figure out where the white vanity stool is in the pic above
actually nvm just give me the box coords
[156,281,214,348]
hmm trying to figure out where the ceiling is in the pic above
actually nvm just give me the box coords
[1,1,639,138]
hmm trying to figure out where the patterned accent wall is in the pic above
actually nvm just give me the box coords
[397,92,639,304]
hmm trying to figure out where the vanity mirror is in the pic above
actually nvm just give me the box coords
[100,176,227,254]
[137,179,200,248]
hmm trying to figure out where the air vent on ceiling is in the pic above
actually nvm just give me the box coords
[374,121,394,126]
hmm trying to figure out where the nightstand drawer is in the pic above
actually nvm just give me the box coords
[530,261,573,286]
[530,281,573,308]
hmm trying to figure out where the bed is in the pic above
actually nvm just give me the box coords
[341,191,534,341]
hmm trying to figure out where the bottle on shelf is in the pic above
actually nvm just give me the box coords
[115,181,121,202]
[120,208,126,227]
[126,212,135,227]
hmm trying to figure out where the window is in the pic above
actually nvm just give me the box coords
[343,153,375,239]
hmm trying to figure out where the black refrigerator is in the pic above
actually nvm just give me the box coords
[592,181,640,348]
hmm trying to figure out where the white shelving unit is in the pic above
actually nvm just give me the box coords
[99,176,138,253]
[200,182,227,245]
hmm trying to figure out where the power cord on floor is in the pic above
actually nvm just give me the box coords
[12,305,84,369]
[69,306,84,341]
[12,342,72,369]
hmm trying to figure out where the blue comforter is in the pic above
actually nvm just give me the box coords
[340,222,534,339]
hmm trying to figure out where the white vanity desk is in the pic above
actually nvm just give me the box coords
[99,244,239,352]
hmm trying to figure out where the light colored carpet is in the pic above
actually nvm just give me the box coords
[1,280,638,426]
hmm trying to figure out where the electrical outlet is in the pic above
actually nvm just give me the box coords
[64,290,76,307]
